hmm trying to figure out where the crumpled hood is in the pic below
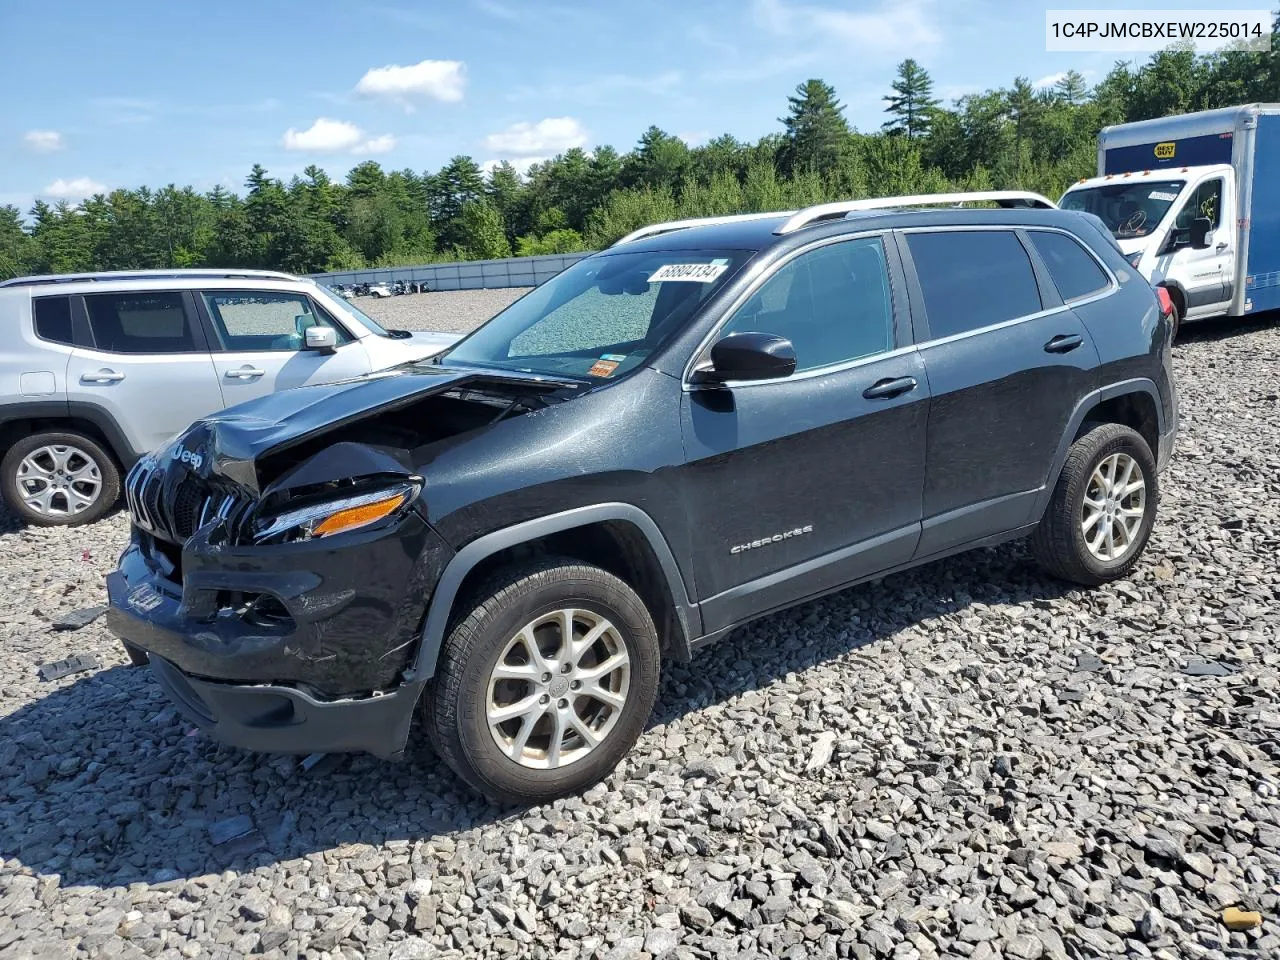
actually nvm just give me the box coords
[161,363,580,493]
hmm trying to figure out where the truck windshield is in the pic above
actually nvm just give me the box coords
[439,249,752,380]
[1060,181,1185,239]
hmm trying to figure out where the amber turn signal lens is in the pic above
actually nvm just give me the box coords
[312,491,409,537]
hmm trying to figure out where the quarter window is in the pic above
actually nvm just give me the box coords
[84,292,201,354]
[1029,231,1110,302]
[718,237,894,373]
[905,230,1043,339]
[33,296,74,345]
[202,291,350,352]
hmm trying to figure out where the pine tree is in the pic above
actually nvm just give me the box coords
[883,60,940,139]
[1053,70,1089,105]
[780,79,850,173]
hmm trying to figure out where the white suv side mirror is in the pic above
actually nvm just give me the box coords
[305,326,338,353]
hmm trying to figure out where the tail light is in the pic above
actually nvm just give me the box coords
[1155,287,1174,317]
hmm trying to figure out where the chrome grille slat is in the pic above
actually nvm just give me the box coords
[125,455,244,543]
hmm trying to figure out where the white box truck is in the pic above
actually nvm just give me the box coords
[1058,104,1280,332]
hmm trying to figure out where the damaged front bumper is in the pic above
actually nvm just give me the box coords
[105,511,453,759]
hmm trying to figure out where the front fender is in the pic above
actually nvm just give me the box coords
[409,503,698,682]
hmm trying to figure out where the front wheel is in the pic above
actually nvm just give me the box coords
[1030,423,1158,586]
[424,558,661,805]
[1,431,120,526]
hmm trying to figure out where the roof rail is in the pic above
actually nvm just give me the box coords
[0,268,299,289]
[774,190,1057,235]
[611,210,794,246]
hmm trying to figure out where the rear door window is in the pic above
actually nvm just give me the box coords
[84,292,202,354]
[905,230,1043,339]
[33,296,74,345]
[1028,231,1111,302]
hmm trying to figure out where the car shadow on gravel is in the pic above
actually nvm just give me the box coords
[1176,309,1277,345]
[0,540,1071,892]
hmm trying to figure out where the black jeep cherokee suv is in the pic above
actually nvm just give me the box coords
[107,197,1177,804]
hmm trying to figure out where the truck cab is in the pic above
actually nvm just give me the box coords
[1058,103,1280,331]
[1061,165,1235,325]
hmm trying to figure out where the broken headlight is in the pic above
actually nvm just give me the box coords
[251,480,421,544]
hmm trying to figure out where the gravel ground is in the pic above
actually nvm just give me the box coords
[357,289,530,335]
[2,302,1279,960]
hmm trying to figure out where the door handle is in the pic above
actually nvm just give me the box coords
[224,367,265,380]
[80,369,125,384]
[862,376,917,400]
[1044,334,1084,354]
[1215,242,1229,252]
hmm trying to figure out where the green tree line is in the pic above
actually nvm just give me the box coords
[2,27,1277,281]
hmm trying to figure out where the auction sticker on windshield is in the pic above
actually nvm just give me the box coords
[649,263,728,283]
[588,354,626,377]
[1149,190,1179,202]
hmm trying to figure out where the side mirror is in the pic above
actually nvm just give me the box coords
[1189,216,1213,249]
[691,332,796,385]
[304,326,338,354]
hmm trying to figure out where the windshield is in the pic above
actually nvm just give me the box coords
[440,249,752,379]
[1060,181,1185,239]
[337,296,393,336]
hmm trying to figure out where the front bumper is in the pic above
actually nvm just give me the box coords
[106,512,453,757]
[144,654,418,758]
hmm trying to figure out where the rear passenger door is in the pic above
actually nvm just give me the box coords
[901,227,1102,557]
[67,291,224,455]
[197,290,372,406]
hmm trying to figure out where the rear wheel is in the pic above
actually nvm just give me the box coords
[1030,423,1158,586]
[424,557,661,805]
[1,431,120,526]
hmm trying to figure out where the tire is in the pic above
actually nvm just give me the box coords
[1030,423,1158,586]
[424,557,661,806]
[0,431,120,527]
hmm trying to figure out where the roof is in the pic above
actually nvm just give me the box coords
[603,206,1104,255]
[0,268,299,290]
[1100,103,1280,148]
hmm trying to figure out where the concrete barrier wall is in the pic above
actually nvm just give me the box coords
[308,252,596,291]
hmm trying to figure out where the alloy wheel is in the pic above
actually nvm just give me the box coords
[1081,452,1146,562]
[16,444,103,518]
[486,608,631,769]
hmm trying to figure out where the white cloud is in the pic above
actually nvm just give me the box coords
[353,133,397,155]
[678,130,711,147]
[354,59,466,110]
[752,0,940,57]
[43,177,107,201]
[281,118,395,155]
[483,117,587,157]
[24,130,65,153]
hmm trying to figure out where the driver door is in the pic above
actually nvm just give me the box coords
[676,235,928,633]
[1160,176,1231,316]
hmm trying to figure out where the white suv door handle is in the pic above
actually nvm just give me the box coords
[225,367,265,380]
[1215,242,1229,252]
[81,369,125,384]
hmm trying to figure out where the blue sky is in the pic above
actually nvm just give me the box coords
[0,0,1239,211]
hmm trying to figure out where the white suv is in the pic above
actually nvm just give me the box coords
[0,269,458,526]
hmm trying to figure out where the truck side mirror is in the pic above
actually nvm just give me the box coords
[1189,217,1213,250]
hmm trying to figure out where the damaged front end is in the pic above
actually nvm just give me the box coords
[105,364,580,757]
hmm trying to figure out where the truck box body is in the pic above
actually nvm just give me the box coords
[1061,104,1280,319]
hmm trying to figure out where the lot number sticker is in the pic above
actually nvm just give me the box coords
[1149,191,1179,202]
[649,263,728,283]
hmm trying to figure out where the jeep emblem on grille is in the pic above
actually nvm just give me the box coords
[172,445,203,471]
